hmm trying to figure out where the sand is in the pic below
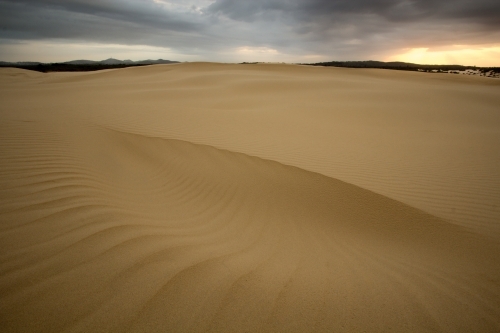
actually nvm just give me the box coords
[0,63,499,332]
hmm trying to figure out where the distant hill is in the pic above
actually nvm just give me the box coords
[301,60,500,78]
[134,59,178,65]
[0,59,180,72]
[305,60,498,71]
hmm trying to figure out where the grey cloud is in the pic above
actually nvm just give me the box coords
[0,0,219,54]
[0,0,499,61]
[207,0,292,21]
[208,0,500,25]
[206,0,500,40]
[206,0,500,56]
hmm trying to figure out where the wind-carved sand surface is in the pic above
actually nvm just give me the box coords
[1,63,499,332]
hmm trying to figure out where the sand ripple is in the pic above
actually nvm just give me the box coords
[1,117,499,332]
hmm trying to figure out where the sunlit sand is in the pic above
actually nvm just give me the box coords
[1,63,499,332]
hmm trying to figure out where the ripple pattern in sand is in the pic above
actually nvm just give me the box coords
[1,120,499,333]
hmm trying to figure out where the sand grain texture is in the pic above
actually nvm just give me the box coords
[0,63,499,332]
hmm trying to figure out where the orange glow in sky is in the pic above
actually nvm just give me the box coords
[387,45,500,67]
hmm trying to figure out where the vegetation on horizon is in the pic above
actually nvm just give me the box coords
[0,63,152,73]
[2,59,498,76]
[305,60,500,73]
[0,58,179,73]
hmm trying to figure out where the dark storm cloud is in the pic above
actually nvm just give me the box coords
[0,0,202,40]
[206,0,500,37]
[207,0,500,58]
[0,0,499,60]
[208,0,500,25]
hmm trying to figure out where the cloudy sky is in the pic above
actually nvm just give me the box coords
[1,0,499,65]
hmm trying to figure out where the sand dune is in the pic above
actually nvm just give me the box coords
[1,64,499,332]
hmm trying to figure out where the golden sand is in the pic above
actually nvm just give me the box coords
[1,63,499,332]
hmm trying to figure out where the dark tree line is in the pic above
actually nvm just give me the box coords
[0,63,150,73]
[303,60,499,73]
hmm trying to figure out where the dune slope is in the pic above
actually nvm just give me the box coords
[0,64,499,332]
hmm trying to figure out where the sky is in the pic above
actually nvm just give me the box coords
[0,0,499,66]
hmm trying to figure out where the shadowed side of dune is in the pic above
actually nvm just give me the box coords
[0,120,499,333]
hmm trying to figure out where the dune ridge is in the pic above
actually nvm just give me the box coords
[1,64,500,332]
[4,62,499,236]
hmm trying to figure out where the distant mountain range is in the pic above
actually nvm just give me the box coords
[0,58,179,66]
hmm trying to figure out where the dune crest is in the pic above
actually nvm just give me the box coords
[5,62,499,236]
[1,64,500,332]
